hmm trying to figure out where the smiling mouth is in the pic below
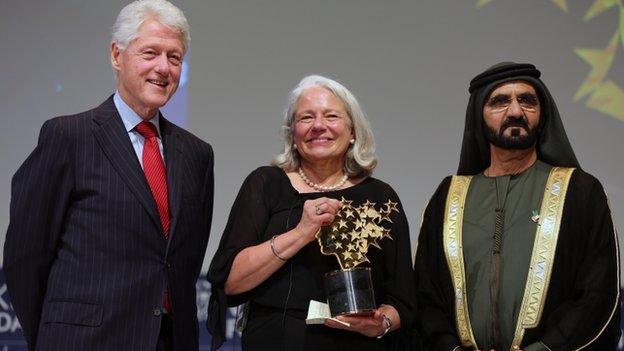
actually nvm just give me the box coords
[147,79,168,87]
[307,137,333,143]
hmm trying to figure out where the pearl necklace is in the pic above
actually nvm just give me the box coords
[298,167,348,192]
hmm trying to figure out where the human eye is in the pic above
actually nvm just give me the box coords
[168,54,182,66]
[142,49,158,59]
[298,115,313,123]
[517,93,538,108]
[487,95,511,107]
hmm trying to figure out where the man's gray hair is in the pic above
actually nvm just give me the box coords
[112,0,190,51]
[272,75,378,177]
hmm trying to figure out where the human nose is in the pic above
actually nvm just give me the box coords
[506,98,523,116]
[311,116,326,130]
[154,54,171,76]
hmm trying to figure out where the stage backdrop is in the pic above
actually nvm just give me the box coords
[1,0,623,349]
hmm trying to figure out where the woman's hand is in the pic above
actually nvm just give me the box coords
[296,197,342,242]
[224,197,341,295]
[324,304,400,338]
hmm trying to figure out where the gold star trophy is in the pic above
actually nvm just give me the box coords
[315,197,399,317]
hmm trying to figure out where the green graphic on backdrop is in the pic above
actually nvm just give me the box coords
[478,0,624,122]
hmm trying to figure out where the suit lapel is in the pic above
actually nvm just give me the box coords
[160,116,183,247]
[91,96,162,233]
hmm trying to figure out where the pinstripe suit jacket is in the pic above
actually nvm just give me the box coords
[3,96,214,351]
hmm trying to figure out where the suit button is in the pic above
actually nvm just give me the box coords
[153,309,162,316]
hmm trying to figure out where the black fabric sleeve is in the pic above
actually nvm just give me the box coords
[535,173,620,350]
[413,177,465,351]
[196,144,215,280]
[376,186,417,347]
[206,167,272,350]
[3,118,74,349]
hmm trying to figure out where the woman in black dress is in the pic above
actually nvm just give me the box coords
[207,75,415,351]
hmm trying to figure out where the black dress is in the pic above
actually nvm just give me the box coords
[207,166,416,351]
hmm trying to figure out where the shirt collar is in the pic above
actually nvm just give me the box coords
[113,91,162,136]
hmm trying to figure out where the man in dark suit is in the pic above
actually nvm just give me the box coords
[3,1,213,350]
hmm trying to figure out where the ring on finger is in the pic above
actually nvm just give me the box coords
[315,204,323,215]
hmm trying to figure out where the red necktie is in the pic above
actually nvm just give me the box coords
[136,121,170,234]
[135,120,172,313]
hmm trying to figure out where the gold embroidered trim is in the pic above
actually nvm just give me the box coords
[443,175,477,348]
[511,167,575,350]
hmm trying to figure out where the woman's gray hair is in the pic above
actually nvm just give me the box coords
[272,75,377,177]
[112,0,190,51]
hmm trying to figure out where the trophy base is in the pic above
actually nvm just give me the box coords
[324,267,376,317]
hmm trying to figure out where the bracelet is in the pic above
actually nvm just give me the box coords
[376,314,392,339]
[270,235,287,261]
